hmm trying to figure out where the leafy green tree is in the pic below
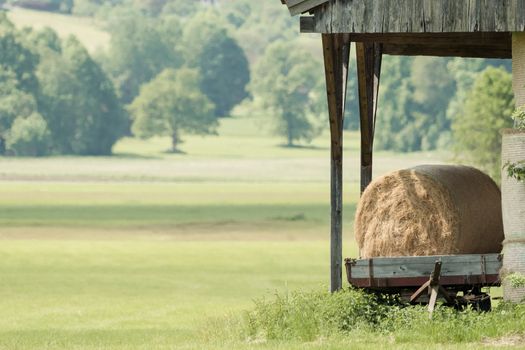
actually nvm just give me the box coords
[0,68,38,154]
[194,29,249,117]
[375,57,455,152]
[375,56,416,151]
[252,41,323,147]
[409,57,455,150]
[0,15,40,95]
[181,13,250,117]
[181,10,229,62]
[101,14,183,105]
[129,68,216,152]
[132,0,167,15]
[38,36,127,155]
[446,58,511,140]
[6,113,51,156]
[452,67,514,181]
[220,0,296,62]
[27,27,62,53]
[375,56,509,153]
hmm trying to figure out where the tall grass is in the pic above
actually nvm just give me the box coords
[214,288,525,345]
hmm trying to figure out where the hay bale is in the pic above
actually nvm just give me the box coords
[354,165,504,258]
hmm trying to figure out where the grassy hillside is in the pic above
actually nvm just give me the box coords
[7,7,109,52]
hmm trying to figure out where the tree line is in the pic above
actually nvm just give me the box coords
[0,1,252,154]
[0,16,127,156]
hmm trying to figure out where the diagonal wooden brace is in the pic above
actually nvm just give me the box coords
[409,260,454,312]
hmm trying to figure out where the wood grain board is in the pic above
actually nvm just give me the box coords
[347,254,502,279]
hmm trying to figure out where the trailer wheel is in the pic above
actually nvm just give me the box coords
[469,293,491,312]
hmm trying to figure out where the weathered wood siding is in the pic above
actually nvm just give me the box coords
[304,0,525,33]
[348,254,502,279]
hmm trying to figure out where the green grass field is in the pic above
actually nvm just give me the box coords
[0,115,468,349]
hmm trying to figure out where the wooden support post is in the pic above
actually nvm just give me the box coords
[322,33,351,292]
[356,42,382,194]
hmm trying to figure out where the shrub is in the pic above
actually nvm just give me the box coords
[216,287,525,345]
[241,288,398,342]
[6,113,51,156]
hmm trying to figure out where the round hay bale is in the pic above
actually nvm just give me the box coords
[354,165,504,258]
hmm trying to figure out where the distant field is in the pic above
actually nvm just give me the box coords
[0,115,456,349]
[0,117,446,183]
[7,7,109,52]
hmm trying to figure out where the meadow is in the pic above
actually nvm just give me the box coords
[1,116,522,349]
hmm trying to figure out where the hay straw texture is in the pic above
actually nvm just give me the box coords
[355,165,504,258]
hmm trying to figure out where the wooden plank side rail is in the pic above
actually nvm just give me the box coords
[345,254,503,288]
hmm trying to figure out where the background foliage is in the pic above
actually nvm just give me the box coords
[0,0,517,181]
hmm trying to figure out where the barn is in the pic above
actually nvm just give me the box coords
[281,0,525,303]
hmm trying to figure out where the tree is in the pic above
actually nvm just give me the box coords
[0,15,40,95]
[251,41,323,146]
[38,36,127,155]
[6,113,51,157]
[452,67,514,181]
[220,0,297,63]
[374,56,510,153]
[132,0,167,15]
[27,27,62,53]
[129,68,216,152]
[375,57,455,152]
[409,57,455,150]
[0,68,38,154]
[100,13,183,105]
[193,29,250,117]
[181,10,230,61]
[183,11,249,117]
[446,58,511,139]
[375,56,416,151]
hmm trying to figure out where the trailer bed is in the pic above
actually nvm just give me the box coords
[345,254,502,289]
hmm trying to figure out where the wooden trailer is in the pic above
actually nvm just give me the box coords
[346,254,502,311]
[280,0,525,304]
